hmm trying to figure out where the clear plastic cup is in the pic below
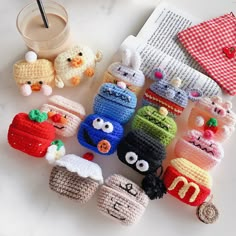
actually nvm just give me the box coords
[16,0,71,60]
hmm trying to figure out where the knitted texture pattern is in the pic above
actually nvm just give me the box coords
[14,57,55,96]
[78,114,124,155]
[143,68,192,117]
[132,106,177,146]
[103,48,145,95]
[178,14,236,96]
[8,111,55,157]
[163,158,212,206]
[175,130,224,170]
[40,95,86,137]
[54,45,102,88]
[93,83,137,124]
[188,96,236,142]
[50,166,99,203]
[117,130,166,175]
[97,174,149,225]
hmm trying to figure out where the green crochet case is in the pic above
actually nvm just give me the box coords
[132,106,177,146]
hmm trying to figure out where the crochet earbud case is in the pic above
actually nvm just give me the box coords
[40,95,86,137]
[93,83,137,124]
[97,174,149,225]
[143,68,202,117]
[78,114,124,155]
[103,48,145,94]
[117,130,167,199]
[13,51,54,96]
[47,152,103,203]
[8,110,55,158]
[54,45,102,88]
[132,106,177,146]
[188,96,236,142]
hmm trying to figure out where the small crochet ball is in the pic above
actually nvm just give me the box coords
[93,83,137,124]
[47,153,103,203]
[175,129,224,170]
[188,96,236,142]
[40,95,86,137]
[103,48,145,94]
[13,51,55,96]
[132,106,177,146]
[143,68,202,117]
[163,158,212,206]
[54,45,102,88]
[97,174,149,225]
[78,114,124,155]
[117,130,166,175]
[8,109,55,158]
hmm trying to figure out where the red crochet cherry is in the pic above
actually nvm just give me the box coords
[223,47,235,59]
[83,152,94,161]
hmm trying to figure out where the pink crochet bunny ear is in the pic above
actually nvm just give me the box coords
[151,68,165,81]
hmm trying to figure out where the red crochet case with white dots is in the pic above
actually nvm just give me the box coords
[8,113,55,158]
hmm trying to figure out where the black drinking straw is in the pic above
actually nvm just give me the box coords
[36,0,49,28]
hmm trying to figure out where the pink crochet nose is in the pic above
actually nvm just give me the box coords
[212,106,226,117]
[203,130,214,140]
[51,114,62,122]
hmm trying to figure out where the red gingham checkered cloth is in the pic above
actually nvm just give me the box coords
[178,14,236,96]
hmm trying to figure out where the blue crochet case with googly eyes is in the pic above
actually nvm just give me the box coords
[93,83,137,124]
[77,114,124,155]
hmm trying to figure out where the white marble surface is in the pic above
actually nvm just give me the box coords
[0,0,236,235]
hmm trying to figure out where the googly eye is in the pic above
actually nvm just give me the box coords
[92,118,104,130]
[102,122,114,133]
[125,152,138,164]
[136,160,149,172]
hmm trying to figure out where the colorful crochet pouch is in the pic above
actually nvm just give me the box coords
[178,14,236,95]
[47,153,103,203]
[78,114,124,155]
[132,106,177,146]
[8,110,55,158]
[93,83,137,124]
[97,174,149,225]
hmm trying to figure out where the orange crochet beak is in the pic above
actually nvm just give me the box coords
[31,84,41,91]
[70,57,84,68]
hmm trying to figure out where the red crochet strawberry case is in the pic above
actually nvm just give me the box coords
[8,110,55,158]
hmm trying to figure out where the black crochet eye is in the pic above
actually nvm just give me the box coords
[39,81,43,85]
[133,73,136,77]
[177,91,181,95]
[67,58,71,62]
[118,67,121,71]
[164,85,168,89]
[64,115,67,118]
[78,52,83,56]
[212,101,215,105]
[227,110,230,113]
[27,81,31,85]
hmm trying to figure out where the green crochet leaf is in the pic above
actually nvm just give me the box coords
[29,109,48,123]
[206,118,218,127]
[51,140,64,151]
